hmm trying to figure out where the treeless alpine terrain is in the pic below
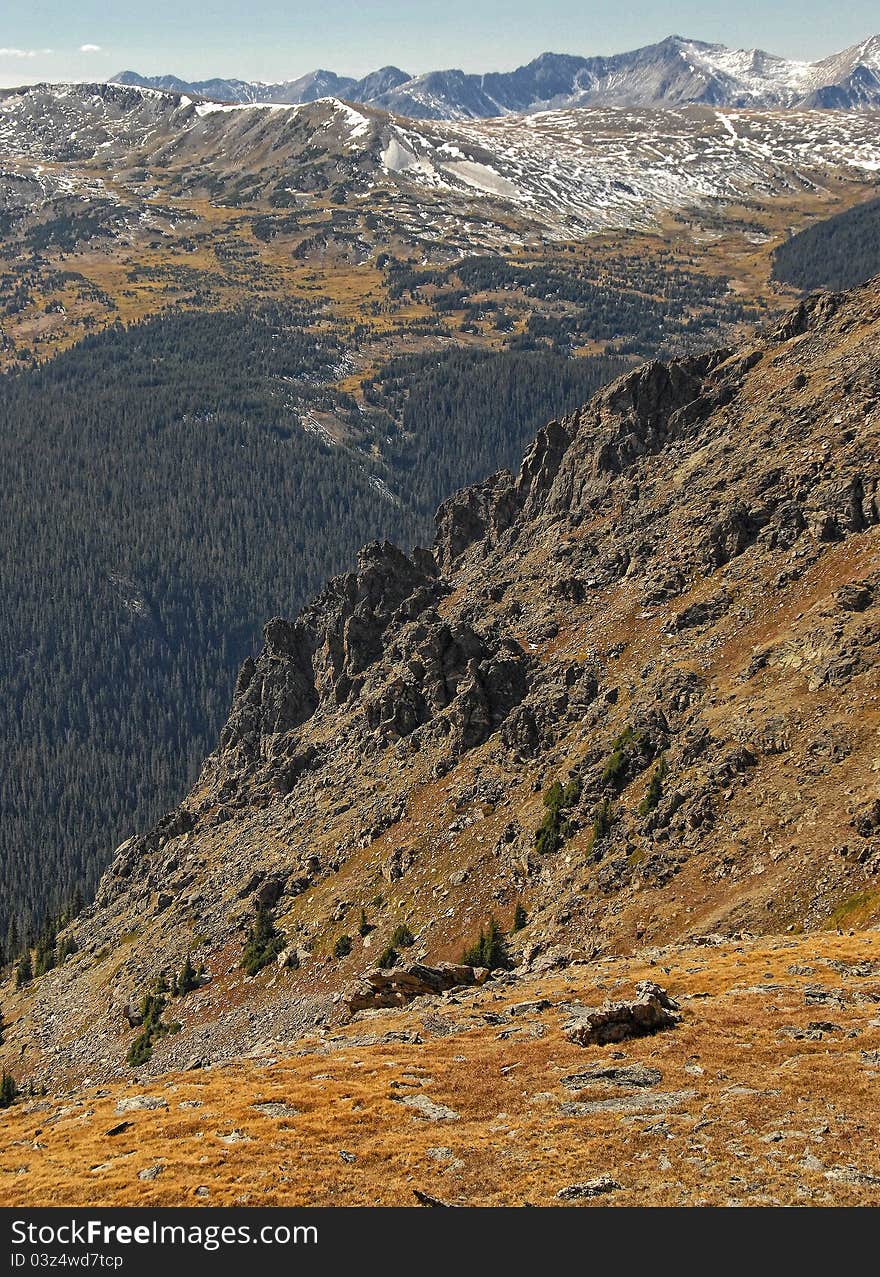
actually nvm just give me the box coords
[2,277,879,1206]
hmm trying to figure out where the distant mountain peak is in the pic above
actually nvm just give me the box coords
[114,32,880,119]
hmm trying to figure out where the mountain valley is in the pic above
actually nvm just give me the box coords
[3,272,879,1088]
[0,37,879,1210]
[1,270,879,1205]
[5,76,879,944]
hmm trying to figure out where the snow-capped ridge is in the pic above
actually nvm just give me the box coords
[111,33,880,119]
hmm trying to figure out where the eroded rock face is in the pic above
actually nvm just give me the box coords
[364,617,528,750]
[434,471,519,572]
[535,359,712,522]
[219,618,319,762]
[557,1177,622,1199]
[217,541,443,766]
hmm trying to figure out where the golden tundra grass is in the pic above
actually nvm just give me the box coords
[2,929,879,1206]
[4,173,875,372]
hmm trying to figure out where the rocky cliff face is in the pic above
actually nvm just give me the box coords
[5,279,880,1088]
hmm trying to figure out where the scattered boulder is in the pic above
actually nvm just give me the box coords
[115,1095,168,1115]
[562,1063,663,1090]
[854,799,880,838]
[255,877,285,910]
[123,1002,144,1028]
[835,582,874,612]
[398,1095,460,1122]
[413,1189,456,1207]
[382,847,416,882]
[346,962,489,1012]
[564,982,681,1046]
[251,1101,298,1118]
[557,1177,622,1200]
[105,1121,133,1137]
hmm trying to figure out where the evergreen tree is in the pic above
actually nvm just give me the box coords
[591,797,614,845]
[0,1071,18,1108]
[57,934,77,962]
[177,954,198,995]
[34,942,56,978]
[462,916,510,971]
[241,906,285,976]
[125,989,177,1068]
[638,756,668,816]
[535,778,580,854]
[14,952,32,989]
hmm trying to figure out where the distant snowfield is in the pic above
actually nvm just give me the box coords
[370,104,880,234]
[438,159,519,198]
[2,82,880,241]
[193,100,293,117]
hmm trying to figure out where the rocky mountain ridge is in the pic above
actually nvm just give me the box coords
[3,81,880,248]
[3,278,880,1090]
[113,33,880,119]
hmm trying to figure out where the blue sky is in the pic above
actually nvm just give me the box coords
[1,0,878,85]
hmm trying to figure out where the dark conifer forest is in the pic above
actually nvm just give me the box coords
[772,195,880,292]
[0,307,627,949]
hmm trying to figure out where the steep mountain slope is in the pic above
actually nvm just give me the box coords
[114,33,880,119]
[12,78,847,953]
[0,308,623,947]
[802,36,880,108]
[4,277,878,1093]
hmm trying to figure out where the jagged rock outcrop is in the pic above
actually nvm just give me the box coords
[212,541,445,771]
[434,471,519,572]
[365,616,529,749]
[219,617,319,762]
